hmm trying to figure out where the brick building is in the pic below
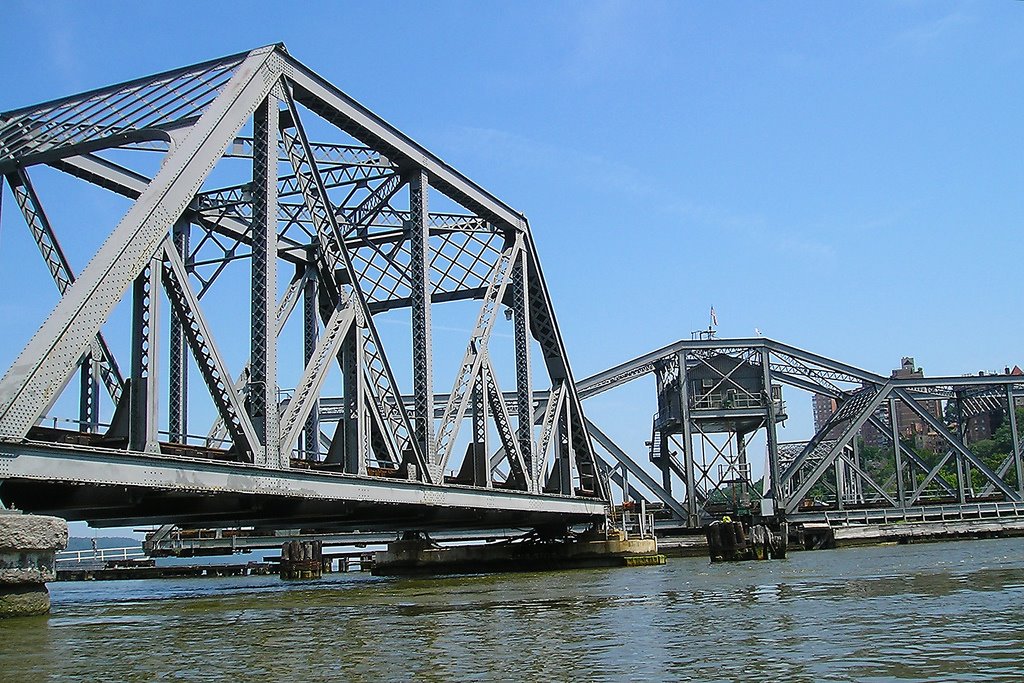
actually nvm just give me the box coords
[812,357,943,451]
[963,365,1022,443]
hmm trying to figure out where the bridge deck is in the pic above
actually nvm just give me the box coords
[0,439,606,530]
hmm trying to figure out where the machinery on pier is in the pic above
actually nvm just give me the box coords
[646,344,786,524]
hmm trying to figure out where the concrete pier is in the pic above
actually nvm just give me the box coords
[832,516,1024,547]
[372,531,662,576]
[0,513,68,618]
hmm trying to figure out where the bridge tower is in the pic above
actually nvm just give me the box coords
[648,346,786,526]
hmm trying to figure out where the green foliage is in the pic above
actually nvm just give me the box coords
[964,406,1023,490]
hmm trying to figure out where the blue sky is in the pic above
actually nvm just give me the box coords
[1,1,1022,527]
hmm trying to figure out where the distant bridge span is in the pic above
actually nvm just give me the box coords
[573,336,1024,527]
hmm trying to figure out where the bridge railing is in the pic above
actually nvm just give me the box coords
[608,503,656,541]
[789,500,1024,526]
[56,546,149,565]
[40,414,237,450]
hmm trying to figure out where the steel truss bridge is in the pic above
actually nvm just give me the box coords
[146,334,1024,553]
[0,45,608,532]
[1,45,1016,542]
[577,337,1024,527]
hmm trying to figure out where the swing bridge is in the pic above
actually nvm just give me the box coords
[1,45,1020,543]
[576,336,1024,528]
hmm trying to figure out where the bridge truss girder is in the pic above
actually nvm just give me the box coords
[0,44,607,527]
[573,337,1024,527]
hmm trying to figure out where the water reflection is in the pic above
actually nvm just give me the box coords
[0,538,1022,681]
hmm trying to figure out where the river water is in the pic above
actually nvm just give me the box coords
[2,537,1023,681]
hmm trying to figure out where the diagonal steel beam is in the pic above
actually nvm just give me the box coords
[893,387,1020,500]
[278,84,427,481]
[907,450,955,505]
[482,356,528,490]
[159,240,259,458]
[534,383,566,487]
[980,452,1017,496]
[785,384,893,513]
[206,267,308,446]
[360,349,406,470]
[0,46,282,439]
[596,455,651,505]
[434,237,522,474]
[5,169,124,405]
[837,448,898,507]
[586,419,689,519]
[781,386,880,483]
[779,372,955,498]
[524,239,606,500]
[278,305,356,460]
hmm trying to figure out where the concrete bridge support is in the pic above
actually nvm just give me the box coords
[0,512,67,617]
[372,530,661,575]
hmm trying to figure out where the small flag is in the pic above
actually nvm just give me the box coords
[755,327,761,336]
[710,306,718,327]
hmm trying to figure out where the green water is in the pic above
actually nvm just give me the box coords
[2,537,1023,681]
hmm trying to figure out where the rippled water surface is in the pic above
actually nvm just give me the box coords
[2,537,1024,681]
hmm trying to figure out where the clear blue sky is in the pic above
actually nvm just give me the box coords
[1,1,1022,528]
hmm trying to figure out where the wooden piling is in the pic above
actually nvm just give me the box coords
[279,540,323,580]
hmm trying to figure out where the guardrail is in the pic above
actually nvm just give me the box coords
[789,500,1024,526]
[56,546,149,565]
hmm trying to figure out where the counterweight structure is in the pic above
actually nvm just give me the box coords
[0,45,607,529]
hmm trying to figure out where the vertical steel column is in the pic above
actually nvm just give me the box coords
[660,433,672,496]
[557,408,572,494]
[960,399,976,499]
[77,358,99,433]
[1007,385,1023,496]
[511,251,534,483]
[655,362,672,496]
[853,437,864,503]
[954,392,967,503]
[621,462,630,505]
[168,218,189,443]
[339,331,366,473]
[129,263,159,453]
[677,351,699,526]
[408,171,434,467]
[889,398,905,506]
[760,350,781,517]
[736,430,749,505]
[249,94,280,468]
[471,372,490,487]
[834,451,845,510]
[301,263,319,461]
